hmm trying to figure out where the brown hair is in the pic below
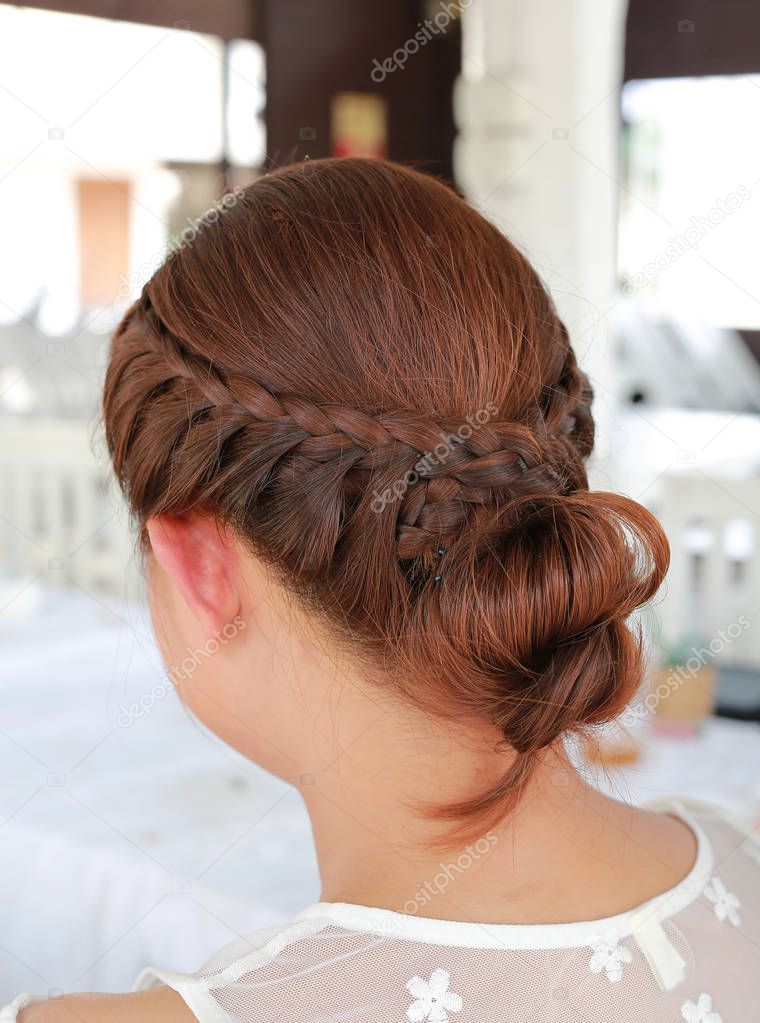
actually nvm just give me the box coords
[104,157,668,832]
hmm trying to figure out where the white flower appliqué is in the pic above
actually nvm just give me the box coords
[681,992,722,1023]
[588,937,633,982]
[704,876,741,927]
[405,968,463,1023]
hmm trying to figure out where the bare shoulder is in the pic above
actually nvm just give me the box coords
[19,987,196,1022]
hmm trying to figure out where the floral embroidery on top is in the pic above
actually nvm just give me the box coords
[588,937,633,982]
[704,876,741,927]
[405,968,463,1023]
[681,992,722,1023]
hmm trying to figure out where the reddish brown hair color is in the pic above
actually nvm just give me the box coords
[103,158,668,831]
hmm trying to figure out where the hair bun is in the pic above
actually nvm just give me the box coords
[400,488,668,820]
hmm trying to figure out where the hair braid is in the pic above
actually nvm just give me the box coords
[108,293,594,572]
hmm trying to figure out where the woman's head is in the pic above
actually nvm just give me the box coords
[103,158,668,834]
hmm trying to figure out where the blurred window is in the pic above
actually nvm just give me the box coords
[620,75,760,330]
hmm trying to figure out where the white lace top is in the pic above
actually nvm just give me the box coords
[4,799,759,1022]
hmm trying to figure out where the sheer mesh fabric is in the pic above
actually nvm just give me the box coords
[130,800,759,1023]
[2,800,757,1020]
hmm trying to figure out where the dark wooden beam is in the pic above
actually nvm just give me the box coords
[10,0,256,41]
[625,0,760,81]
[259,0,459,181]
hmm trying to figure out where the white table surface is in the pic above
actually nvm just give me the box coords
[1,581,759,1002]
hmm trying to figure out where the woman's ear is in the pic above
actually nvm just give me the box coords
[146,515,242,637]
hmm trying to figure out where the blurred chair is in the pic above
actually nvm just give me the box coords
[613,303,760,412]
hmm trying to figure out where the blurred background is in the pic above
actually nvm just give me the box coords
[1,0,760,1003]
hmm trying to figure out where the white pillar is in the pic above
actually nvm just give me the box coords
[454,0,629,469]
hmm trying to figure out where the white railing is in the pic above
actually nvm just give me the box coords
[0,416,137,595]
[654,472,760,669]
